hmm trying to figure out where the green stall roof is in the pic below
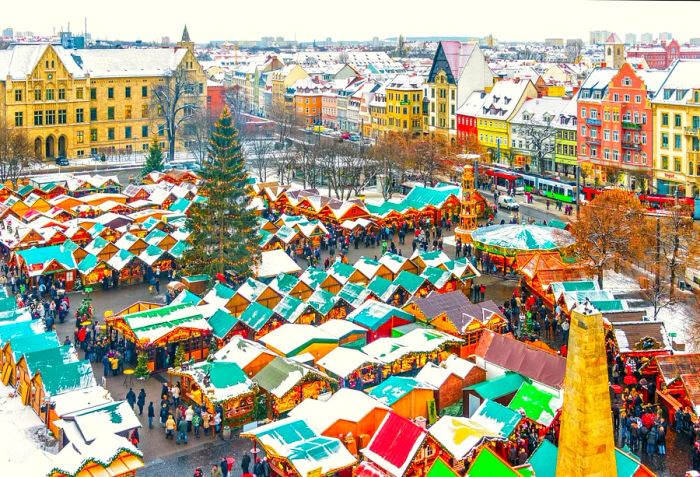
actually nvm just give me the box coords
[238,302,275,332]
[466,373,528,400]
[467,447,521,476]
[426,458,459,477]
[207,308,239,339]
[40,359,96,396]
[508,382,562,427]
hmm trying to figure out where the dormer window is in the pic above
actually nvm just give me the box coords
[504,97,511,104]
[664,89,674,100]
[676,90,686,101]
[622,76,631,86]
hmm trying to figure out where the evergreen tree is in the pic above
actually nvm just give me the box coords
[142,137,165,177]
[183,107,260,279]
[134,351,151,380]
[173,344,186,368]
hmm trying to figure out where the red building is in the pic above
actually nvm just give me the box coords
[627,39,700,69]
[456,90,485,145]
[576,63,661,190]
[206,80,227,118]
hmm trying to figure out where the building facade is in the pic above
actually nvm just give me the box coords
[627,39,700,69]
[0,30,206,161]
[385,74,424,135]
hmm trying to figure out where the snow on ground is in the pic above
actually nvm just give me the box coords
[0,383,56,474]
[602,269,642,292]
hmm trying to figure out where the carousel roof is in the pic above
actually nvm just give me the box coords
[471,224,575,252]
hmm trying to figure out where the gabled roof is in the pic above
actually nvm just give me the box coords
[428,41,477,84]
[508,382,562,427]
[346,301,415,331]
[253,356,333,398]
[362,412,427,477]
[368,376,435,406]
[238,302,275,332]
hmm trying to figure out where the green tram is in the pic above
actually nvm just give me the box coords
[520,173,577,203]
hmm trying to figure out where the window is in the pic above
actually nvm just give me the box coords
[581,107,586,118]
[622,77,631,86]
[604,149,610,160]
[675,158,682,172]
[46,89,54,101]
[125,126,132,139]
[661,133,668,148]
[33,111,43,125]
[604,130,610,141]
[90,108,97,121]
[158,125,165,136]
[613,111,620,122]
[34,89,42,101]
[624,94,630,102]
[57,109,66,124]
[125,106,132,119]
[46,110,56,125]
[76,88,83,100]
[613,130,619,142]
[674,134,682,150]
[14,90,22,102]
[590,109,597,119]
[76,150,84,157]
[141,104,149,118]
[90,129,98,141]
[141,125,149,137]
[75,108,84,123]
[635,95,641,103]
[125,86,131,98]
[675,114,682,127]
[14,112,23,127]
[613,150,619,161]
[108,128,115,140]
[107,87,114,99]
[142,143,149,151]
[581,125,586,136]
[662,113,669,126]
[90,88,97,100]
[604,111,611,121]
[662,155,669,169]
[642,133,647,145]
[450,90,455,100]
[58,88,65,100]
[76,131,84,144]
[107,107,115,120]
[613,94,619,102]
[198,83,204,94]
[590,128,597,138]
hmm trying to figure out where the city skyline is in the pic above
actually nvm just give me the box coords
[4,0,700,44]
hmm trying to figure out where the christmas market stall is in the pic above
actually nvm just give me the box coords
[226,278,282,315]
[213,335,277,377]
[368,376,437,421]
[259,323,339,361]
[235,302,284,340]
[255,248,302,281]
[45,434,144,477]
[464,373,528,414]
[507,381,562,431]
[241,417,356,477]
[77,253,115,288]
[378,252,419,280]
[168,360,257,426]
[288,388,389,445]
[105,303,213,371]
[252,356,336,417]
[14,244,78,290]
[470,224,576,274]
[268,273,314,301]
[608,320,674,359]
[316,346,381,389]
[514,252,589,303]
[2,332,59,386]
[428,415,506,470]
[346,300,416,342]
[52,400,140,448]
[300,267,343,295]
[646,354,700,426]
[316,319,367,349]
[107,249,146,286]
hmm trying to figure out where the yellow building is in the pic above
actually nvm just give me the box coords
[0,27,206,161]
[475,79,537,163]
[651,61,700,197]
[271,64,309,117]
[369,85,387,138]
[385,74,424,135]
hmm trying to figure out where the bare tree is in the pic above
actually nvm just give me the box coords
[412,136,455,186]
[183,110,214,166]
[296,141,321,189]
[317,141,376,200]
[0,122,37,188]
[565,40,583,63]
[248,128,275,182]
[371,132,412,200]
[224,85,246,130]
[151,64,202,161]
[515,115,556,174]
[274,145,297,185]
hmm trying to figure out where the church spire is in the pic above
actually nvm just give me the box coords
[181,25,191,43]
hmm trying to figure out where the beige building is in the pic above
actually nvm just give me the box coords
[0,27,206,161]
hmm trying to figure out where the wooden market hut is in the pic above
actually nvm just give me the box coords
[83,237,119,262]
[181,274,211,295]
[515,252,589,303]
[346,300,416,343]
[114,233,148,256]
[46,435,144,477]
[420,266,463,294]
[106,303,213,371]
[234,302,284,340]
[317,347,381,388]
[13,244,79,288]
[2,332,59,386]
[299,266,343,294]
[213,335,277,377]
[267,273,314,301]
[259,323,339,361]
[227,278,282,315]
[507,381,562,431]
[646,354,700,424]
[168,360,257,426]
[378,252,420,280]
[273,294,320,325]
[144,229,177,251]
[252,356,336,417]
[307,288,347,322]
[327,261,367,286]
[288,388,389,446]
[368,376,436,421]
[106,249,146,286]
[416,361,470,413]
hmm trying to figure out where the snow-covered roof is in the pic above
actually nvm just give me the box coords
[214,335,277,369]
[255,249,301,278]
[510,96,571,126]
[476,79,534,120]
[259,323,337,357]
[428,415,501,460]
[289,388,389,433]
[317,346,379,379]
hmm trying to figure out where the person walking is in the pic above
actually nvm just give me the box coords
[165,415,176,440]
[176,417,188,445]
[185,405,194,432]
[242,453,252,474]
[137,389,146,416]
[193,411,201,438]
[210,465,223,477]
[126,388,136,410]
[171,384,180,407]
[147,402,155,429]
[221,457,229,477]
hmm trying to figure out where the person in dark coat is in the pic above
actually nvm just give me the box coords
[147,402,155,429]
[221,457,229,477]
[126,388,136,410]
[241,453,251,474]
[137,389,146,415]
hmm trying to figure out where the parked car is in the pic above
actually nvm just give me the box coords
[349,133,361,142]
[340,132,351,140]
[497,195,519,211]
[55,156,69,166]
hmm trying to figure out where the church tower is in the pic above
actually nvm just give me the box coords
[556,302,618,477]
[605,33,625,69]
[177,25,194,54]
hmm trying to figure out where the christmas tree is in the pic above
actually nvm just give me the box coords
[173,344,186,368]
[134,351,151,380]
[141,137,165,177]
[182,107,260,278]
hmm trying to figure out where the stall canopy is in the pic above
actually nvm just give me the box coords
[471,224,575,255]
[467,447,522,476]
[507,382,563,427]
[470,399,522,438]
[115,303,212,346]
[428,415,502,461]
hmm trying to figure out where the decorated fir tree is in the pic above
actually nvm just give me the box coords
[134,351,151,380]
[182,106,260,279]
[173,344,186,369]
[141,137,165,177]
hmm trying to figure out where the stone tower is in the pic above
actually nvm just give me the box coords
[605,33,625,69]
[177,25,194,54]
[556,301,617,477]
[455,163,478,243]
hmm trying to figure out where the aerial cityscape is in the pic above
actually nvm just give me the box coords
[0,2,699,477]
